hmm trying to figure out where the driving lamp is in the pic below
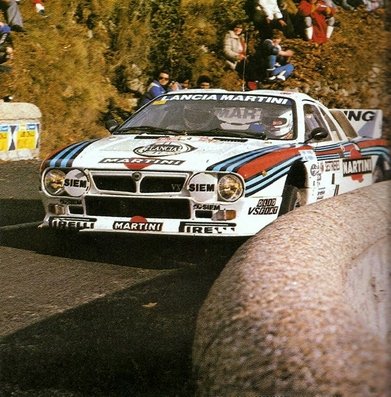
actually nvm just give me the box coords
[217,174,243,202]
[44,169,66,195]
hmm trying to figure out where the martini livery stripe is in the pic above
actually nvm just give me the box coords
[245,154,302,196]
[48,140,98,168]
[207,145,283,172]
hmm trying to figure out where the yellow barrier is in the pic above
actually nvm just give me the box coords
[0,102,41,161]
[193,181,390,397]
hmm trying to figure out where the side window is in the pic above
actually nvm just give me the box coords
[303,104,330,141]
[329,109,358,139]
[320,108,342,140]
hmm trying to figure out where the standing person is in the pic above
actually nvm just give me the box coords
[0,21,13,64]
[0,0,24,32]
[253,0,287,39]
[223,20,247,76]
[139,69,179,107]
[260,29,294,81]
[298,0,336,44]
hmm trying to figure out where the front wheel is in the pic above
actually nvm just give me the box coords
[279,185,301,216]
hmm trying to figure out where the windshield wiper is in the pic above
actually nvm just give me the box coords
[186,128,267,140]
[116,126,186,135]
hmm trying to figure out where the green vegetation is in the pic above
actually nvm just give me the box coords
[0,1,389,158]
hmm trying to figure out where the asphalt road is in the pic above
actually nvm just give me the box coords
[0,160,244,396]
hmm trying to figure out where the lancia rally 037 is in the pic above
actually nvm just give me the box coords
[40,89,390,237]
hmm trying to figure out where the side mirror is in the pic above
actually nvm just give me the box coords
[305,127,329,143]
[105,119,119,133]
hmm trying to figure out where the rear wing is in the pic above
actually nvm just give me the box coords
[331,109,383,138]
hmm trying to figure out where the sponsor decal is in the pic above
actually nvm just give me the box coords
[63,169,90,196]
[310,163,321,176]
[100,157,185,169]
[342,157,372,177]
[193,204,221,210]
[49,217,96,230]
[341,109,382,138]
[343,110,375,122]
[248,198,278,215]
[159,94,290,105]
[324,160,340,172]
[100,157,184,165]
[134,142,195,157]
[112,216,163,232]
[16,124,38,150]
[317,187,326,200]
[59,198,82,205]
[299,150,317,162]
[215,107,263,124]
[0,125,11,152]
[187,173,217,202]
[179,222,236,234]
[188,183,215,192]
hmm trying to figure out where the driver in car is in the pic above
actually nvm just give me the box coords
[263,111,294,139]
[183,104,221,131]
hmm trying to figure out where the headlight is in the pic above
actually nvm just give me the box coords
[43,169,90,197]
[217,174,243,202]
[43,169,66,195]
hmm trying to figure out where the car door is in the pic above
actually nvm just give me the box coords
[303,103,344,200]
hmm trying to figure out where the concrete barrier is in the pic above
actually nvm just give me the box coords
[0,102,41,161]
[193,181,390,397]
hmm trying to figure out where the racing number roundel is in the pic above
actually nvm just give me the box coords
[64,169,90,197]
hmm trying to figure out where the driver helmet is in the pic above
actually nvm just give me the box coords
[183,103,215,130]
[264,110,293,139]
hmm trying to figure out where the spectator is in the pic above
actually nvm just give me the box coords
[139,69,179,107]
[177,72,192,89]
[253,0,287,39]
[332,0,356,10]
[196,75,212,89]
[33,0,46,17]
[362,0,382,11]
[0,22,13,65]
[298,0,336,44]
[277,0,300,38]
[223,20,247,76]
[0,0,24,32]
[260,29,294,81]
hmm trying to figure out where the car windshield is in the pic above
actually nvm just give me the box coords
[116,92,296,140]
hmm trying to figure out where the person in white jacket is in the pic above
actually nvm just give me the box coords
[223,20,247,76]
[254,0,287,39]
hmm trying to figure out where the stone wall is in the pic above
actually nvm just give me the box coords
[0,102,41,161]
[193,181,391,397]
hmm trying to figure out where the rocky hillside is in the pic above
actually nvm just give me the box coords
[0,0,390,159]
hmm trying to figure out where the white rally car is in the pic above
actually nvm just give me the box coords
[40,89,390,237]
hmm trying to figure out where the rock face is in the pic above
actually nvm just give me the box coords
[193,182,391,397]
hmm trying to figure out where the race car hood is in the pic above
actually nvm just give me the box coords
[45,134,284,172]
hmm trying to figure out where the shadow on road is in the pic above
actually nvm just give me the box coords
[0,194,247,396]
[0,265,219,396]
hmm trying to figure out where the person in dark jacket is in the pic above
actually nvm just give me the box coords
[0,22,13,65]
[139,69,179,107]
[260,29,294,81]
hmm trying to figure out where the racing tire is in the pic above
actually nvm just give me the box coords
[279,185,301,216]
